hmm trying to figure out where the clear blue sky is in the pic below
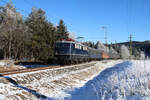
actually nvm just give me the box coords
[1,0,150,43]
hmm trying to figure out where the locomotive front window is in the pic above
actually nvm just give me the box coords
[56,43,70,49]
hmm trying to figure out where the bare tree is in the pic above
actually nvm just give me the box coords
[0,3,28,60]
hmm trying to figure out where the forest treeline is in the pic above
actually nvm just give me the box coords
[0,2,69,62]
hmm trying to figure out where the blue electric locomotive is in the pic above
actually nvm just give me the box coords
[55,40,103,65]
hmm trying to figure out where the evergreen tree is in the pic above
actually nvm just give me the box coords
[56,19,68,40]
[26,8,56,62]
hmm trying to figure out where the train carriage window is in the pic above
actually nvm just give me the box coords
[75,44,77,48]
[79,45,82,49]
[83,46,87,50]
[75,44,80,49]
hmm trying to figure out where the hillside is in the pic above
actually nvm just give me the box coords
[111,41,150,57]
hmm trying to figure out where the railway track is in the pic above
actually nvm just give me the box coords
[0,62,97,76]
[0,65,61,76]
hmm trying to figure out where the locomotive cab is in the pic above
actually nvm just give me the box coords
[55,42,71,55]
[55,41,89,65]
[55,41,72,65]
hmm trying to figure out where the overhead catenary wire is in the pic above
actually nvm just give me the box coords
[13,0,92,43]
[21,0,85,41]
[23,0,34,7]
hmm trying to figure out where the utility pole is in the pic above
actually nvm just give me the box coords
[115,40,117,49]
[102,26,108,45]
[129,34,133,59]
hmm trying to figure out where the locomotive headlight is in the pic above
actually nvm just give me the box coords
[55,51,58,55]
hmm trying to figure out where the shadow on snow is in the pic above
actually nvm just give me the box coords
[0,74,55,100]
[64,61,132,100]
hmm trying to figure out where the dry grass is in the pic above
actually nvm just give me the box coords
[0,65,26,72]
[16,93,27,100]
[0,66,19,72]
[0,60,26,72]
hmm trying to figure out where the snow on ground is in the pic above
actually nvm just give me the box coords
[1,60,150,100]
[0,60,121,100]
[64,60,150,100]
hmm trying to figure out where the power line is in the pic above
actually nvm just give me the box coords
[23,0,33,7]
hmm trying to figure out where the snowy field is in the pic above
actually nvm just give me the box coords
[1,60,150,100]
[64,60,150,100]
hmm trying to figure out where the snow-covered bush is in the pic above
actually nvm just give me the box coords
[109,47,119,59]
[0,60,14,67]
[140,51,145,60]
[96,41,109,53]
[120,45,130,59]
